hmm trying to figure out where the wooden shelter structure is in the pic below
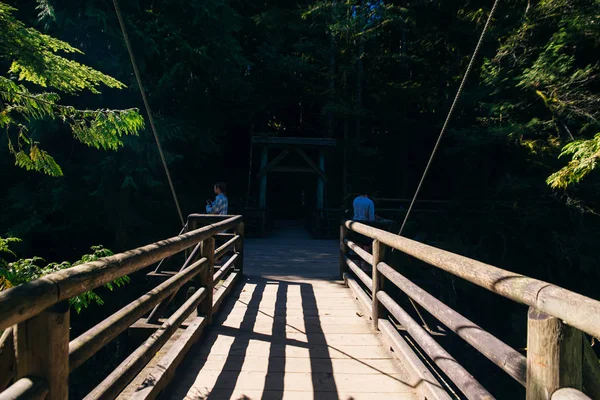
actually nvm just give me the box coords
[252,136,336,211]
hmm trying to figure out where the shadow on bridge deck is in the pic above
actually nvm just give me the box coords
[163,227,418,399]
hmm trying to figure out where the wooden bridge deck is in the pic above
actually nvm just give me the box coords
[163,226,418,399]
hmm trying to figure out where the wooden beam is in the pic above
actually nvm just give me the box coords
[84,287,208,400]
[345,257,372,290]
[234,222,244,274]
[256,149,290,179]
[344,239,373,265]
[378,261,526,385]
[339,225,348,279]
[344,219,600,339]
[199,238,215,325]
[0,328,14,391]
[378,319,451,400]
[582,337,600,399]
[294,148,327,182]
[526,307,582,399]
[372,240,387,331]
[377,290,493,399]
[0,216,241,332]
[69,257,208,372]
[270,166,314,173]
[251,136,336,147]
[127,316,208,400]
[552,388,592,400]
[0,377,48,400]
[15,302,69,400]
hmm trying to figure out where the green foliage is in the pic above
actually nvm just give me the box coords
[0,239,129,313]
[547,133,600,189]
[480,0,600,189]
[0,3,144,176]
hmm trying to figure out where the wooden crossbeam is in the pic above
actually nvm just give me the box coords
[294,148,327,182]
[256,149,290,179]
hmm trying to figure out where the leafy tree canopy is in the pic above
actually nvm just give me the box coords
[0,2,144,176]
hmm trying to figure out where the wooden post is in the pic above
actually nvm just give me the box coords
[372,240,387,330]
[15,301,69,400]
[234,222,245,275]
[339,225,348,280]
[317,149,325,210]
[259,147,268,209]
[527,307,583,400]
[199,237,215,324]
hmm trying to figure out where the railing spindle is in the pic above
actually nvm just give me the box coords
[234,222,245,274]
[339,225,348,279]
[526,307,583,400]
[371,239,386,330]
[15,302,69,400]
[199,237,215,324]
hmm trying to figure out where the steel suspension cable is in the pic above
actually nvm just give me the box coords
[398,0,501,236]
[112,0,185,226]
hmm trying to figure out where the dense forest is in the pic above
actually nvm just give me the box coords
[1,0,599,396]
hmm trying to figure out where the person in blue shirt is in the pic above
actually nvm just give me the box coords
[206,182,228,215]
[353,190,375,221]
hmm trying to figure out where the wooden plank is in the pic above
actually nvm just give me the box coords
[346,219,600,339]
[346,257,373,290]
[127,317,208,400]
[345,239,373,265]
[84,287,208,400]
[212,272,240,315]
[201,331,383,347]
[377,291,493,399]
[378,261,526,385]
[0,377,48,400]
[251,136,336,147]
[177,370,412,393]
[270,166,314,173]
[256,149,291,178]
[15,302,69,400]
[213,253,238,283]
[0,216,241,332]
[234,222,244,274]
[214,321,374,334]
[193,338,393,360]
[182,354,401,374]
[293,148,328,182]
[0,328,14,390]
[552,388,592,400]
[216,314,370,328]
[372,240,387,329]
[223,305,365,317]
[527,308,582,399]
[170,388,411,400]
[69,257,208,371]
[346,274,372,320]
[378,319,451,400]
[214,235,240,260]
[583,337,600,399]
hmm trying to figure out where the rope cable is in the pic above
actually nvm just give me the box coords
[398,0,501,236]
[112,0,185,226]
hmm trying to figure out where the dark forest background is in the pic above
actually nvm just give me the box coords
[1,0,600,397]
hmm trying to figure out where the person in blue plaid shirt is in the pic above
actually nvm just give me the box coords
[206,182,228,215]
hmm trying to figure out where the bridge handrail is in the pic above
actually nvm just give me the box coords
[0,215,241,331]
[342,219,600,400]
[0,214,244,399]
[344,220,600,339]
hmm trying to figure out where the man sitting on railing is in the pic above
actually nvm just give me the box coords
[206,182,229,215]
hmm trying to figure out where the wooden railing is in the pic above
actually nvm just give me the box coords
[341,220,600,400]
[0,214,245,400]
